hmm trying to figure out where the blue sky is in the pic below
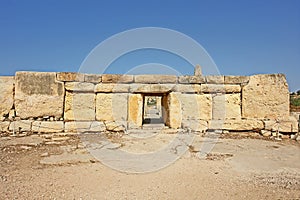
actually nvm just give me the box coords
[0,0,299,91]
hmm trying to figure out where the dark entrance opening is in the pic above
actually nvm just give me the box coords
[142,94,164,125]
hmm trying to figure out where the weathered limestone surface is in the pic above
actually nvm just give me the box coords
[135,75,177,84]
[65,82,95,92]
[224,76,250,84]
[166,93,182,128]
[182,119,208,132]
[212,94,241,120]
[128,94,143,128]
[178,76,205,84]
[96,93,128,121]
[84,74,101,83]
[65,121,105,132]
[129,84,176,93]
[57,72,84,82]
[205,76,224,84]
[264,117,298,133]
[242,74,289,119]
[9,120,32,132]
[175,84,201,93]
[104,121,127,132]
[201,84,241,93]
[95,84,129,93]
[0,76,14,118]
[64,92,95,121]
[101,74,133,83]
[32,121,64,133]
[0,121,10,132]
[15,72,64,118]
[209,119,264,130]
[180,94,212,120]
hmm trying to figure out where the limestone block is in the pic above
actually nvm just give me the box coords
[32,121,64,133]
[65,82,95,92]
[242,74,289,119]
[0,76,14,118]
[96,93,128,121]
[128,94,143,128]
[224,76,250,84]
[201,84,241,93]
[205,76,224,84]
[57,72,84,82]
[264,117,298,133]
[9,120,32,132]
[129,84,151,93]
[84,74,102,83]
[182,119,208,132]
[178,76,205,84]
[134,75,177,84]
[94,84,129,93]
[64,92,95,121]
[104,121,127,132]
[180,94,212,120]
[166,93,182,129]
[209,119,264,130]
[150,84,175,93]
[212,94,241,120]
[0,121,10,132]
[65,121,105,132]
[101,74,133,83]
[15,72,64,118]
[175,84,201,93]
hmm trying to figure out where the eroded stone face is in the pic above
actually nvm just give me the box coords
[166,93,182,129]
[212,94,241,120]
[32,121,64,133]
[134,75,177,84]
[0,76,14,118]
[242,74,289,119]
[128,94,143,128]
[15,72,64,118]
[64,92,95,121]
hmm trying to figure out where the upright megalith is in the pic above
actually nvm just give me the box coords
[0,76,14,119]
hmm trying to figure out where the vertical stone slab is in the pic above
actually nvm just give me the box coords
[128,94,143,128]
[242,74,289,119]
[0,76,14,119]
[166,92,182,129]
[15,72,64,118]
[212,94,241,120]
[64,91,95,121]
[96,93,128,122]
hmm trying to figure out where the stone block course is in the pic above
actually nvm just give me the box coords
[95,84,129,93]
[57,72,85,82]
[65,121,105,132]
[178,76,205,84]
[32,121,64,133]
[65,82,95,92]
[9,120,32,132]
[101,74,133,83]
[134,75,177,84]
[224,76,250,84]
[84,74,102,83]
[205,75,224,84]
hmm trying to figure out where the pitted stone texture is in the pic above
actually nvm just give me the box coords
[32,121,64,133]
[128,94,143,128]
[205,76,224,84]
[65,121,105,132]
[175,84,201,93]
[84,74,101,83]
[95,84,129,93]
[134,75,177,84]
[201,84,241,93]
[212,94,241,120]
[65,82,95,92]
[264,117,298,133]
[0,76,14,118]
[242,74,289,119]
[0,121,10,132]
[101,74,133,83]
[64,92,95,121]
[180,94,212,120]
[129,84,175,93]
[166,93,182,129]
[209,119,264,130]
[178,76,205,84]
[57,72,84,82]
[96,93,128,121]
[9,120,32,132]
[224,76,250,84]
[182,119,208,132]
[15,72,64,118]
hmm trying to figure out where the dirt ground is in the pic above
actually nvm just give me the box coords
[0,130,299,200]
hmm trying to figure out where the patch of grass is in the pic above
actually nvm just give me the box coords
[291,96,300,107]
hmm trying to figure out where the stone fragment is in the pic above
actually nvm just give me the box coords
[101,74,133,83]
[32,121,64,133]
[0,76,14,119]
[205,76,224,84]
[65,82,95,92]
[178,76,205,84]
[104,121,127,132]
[264,117,298,133]
[84,74,102,83]
[224,76,250,84]
[15,72,64,118]
[9,120,32,132]
[242,74,289,119]
[64,92,95,121]
[128,94,143,128]
[261,130,272,137]
[94,84,129,93]
[0,121,10,132]
[201,84,241,93]
[175,84,201,93]
[96,93,128,121]
[57,72,84,82]
[65,121,105,132]
[134,75,177,84]
[212,94,241,120]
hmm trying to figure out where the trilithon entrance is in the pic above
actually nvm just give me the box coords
[142,95,164,125]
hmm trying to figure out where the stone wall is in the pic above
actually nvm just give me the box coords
[0,71,298,135]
